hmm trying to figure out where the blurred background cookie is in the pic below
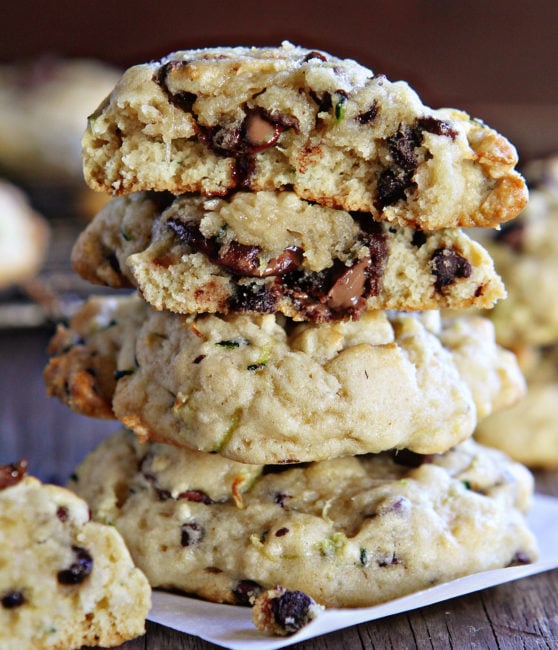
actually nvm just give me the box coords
[0,56,119,219]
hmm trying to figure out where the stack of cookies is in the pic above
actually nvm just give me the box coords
[475,154,558,468]
[44,43,539,630]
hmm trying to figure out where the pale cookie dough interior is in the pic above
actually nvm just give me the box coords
[82,42,527,230]
[72,190,506,321]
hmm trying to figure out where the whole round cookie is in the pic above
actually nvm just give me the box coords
[82,42,527,231]
[44,294,525,464]
[0,180,49,289]
[68,429,538,609]
[0,462,150,650]
[72,190,505,321]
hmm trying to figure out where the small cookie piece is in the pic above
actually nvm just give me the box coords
[0,56,120,184]
[72,191,505,321]
[0,180,49,289]
[252,586,323,636]
[44,294,525,463]
[479,187,558,347]
[69,429,538,609]
[82,42,527,231]
[0,462,151,650]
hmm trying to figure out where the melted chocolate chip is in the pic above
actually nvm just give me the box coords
[431,248,472,291]
[493,220,525,253]
[167,218,218,258]
[357,100,378,125]
[417,116,458,140]
[271,590,315,634]
[228,283,278,313]
[233,579,262,605]
[57,546,93,585]
[387,126,422,172]
[0,460,28,490]
[218,241,262,275]
[154,61,198,114]
[375,169,415,210]
[1,590,25,609]
[308,89,333,114]
[181,521,205,546]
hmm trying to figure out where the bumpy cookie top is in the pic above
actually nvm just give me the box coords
[82,42,527,230]
[69,429,538,609]
[44,294,525,464]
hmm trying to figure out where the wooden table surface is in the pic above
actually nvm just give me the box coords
[1,324,558,650]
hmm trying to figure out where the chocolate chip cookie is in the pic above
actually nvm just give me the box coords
[68,429,538,609]
[44,294,524,464]
[72,190,506,321]
[0,462,150,650]
[82,42,527,230]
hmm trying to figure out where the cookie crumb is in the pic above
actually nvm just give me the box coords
[252,585,323,636]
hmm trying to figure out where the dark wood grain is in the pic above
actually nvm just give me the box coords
[2,325,557,650]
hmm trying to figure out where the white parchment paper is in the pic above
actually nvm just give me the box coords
[147,493,558,650]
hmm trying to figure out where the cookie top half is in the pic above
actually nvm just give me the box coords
[82,42,527,230]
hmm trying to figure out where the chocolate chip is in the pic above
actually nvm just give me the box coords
[56,506,69,522]
[357,100,378,124]
[275,527,289,537]
[303,51,327,62]
[387,126,422,172]
[181,522,205,546]
[233,579,262,605]
[0,460,28,490]
[57,546,93,585]
[411,231,427,248]
[1,590,25,609]
[218,241,262,276]
[375,168,415,210]
[154,61,198,113]
[177,489,214,504]
[431,248,472,291]
[271,589,316,634]
[167,218,218,258]
[417,116,458,140]
[228,283,277,313]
